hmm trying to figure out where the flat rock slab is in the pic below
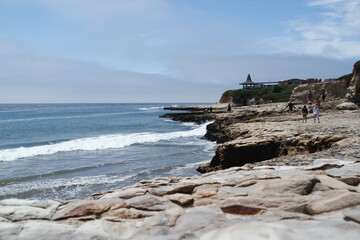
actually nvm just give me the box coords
[1,155,360,239]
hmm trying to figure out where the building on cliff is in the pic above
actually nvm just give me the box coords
[240,74,257,89]
[239,74,279,89]
[278,78,307,85]
[240,75,313,89]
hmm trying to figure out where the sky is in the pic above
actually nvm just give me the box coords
[0,0,359,103]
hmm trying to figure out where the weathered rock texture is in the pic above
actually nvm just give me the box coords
[291,60,360,108]
[197,102,360,173]
[291,80,348,108]
[1,158,360,239]
[346,60,360,104]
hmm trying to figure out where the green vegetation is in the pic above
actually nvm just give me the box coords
[220,84,297,105]
[306,78,322,83]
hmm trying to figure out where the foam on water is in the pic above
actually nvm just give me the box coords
[138,106,164,110]
[0,174,137,199]
[0,123,209,162]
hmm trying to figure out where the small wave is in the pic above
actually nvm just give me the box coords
[0,174,137,199]
[0,123,209,162]
[138,106,164,111]
[0,161,129,185]
[0,112,139,123]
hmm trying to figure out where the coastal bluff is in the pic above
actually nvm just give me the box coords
[2,104,360,239]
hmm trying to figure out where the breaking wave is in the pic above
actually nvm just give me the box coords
[0,123,209,162]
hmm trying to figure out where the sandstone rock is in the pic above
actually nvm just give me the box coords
[0,199,61,222]
[17,221,75,240]
[102,207,156,221]
[148,182,200,196]
[306,190,360,215]
[0,204,58,221]
[99,187,147,199]
[220,204,265,215]
[174,206,227,234]
[164,193,193,206]
[200,222,293,240]
[316,175,357,191]
[346,60,360,104]
[344,205,360,224]
[193,184,220,198]
[336,102,359,110]
[0,222,22,240]
[144,206,184,227]
[71,220,119,240]
[217,186,249,197]
[325,163,360,186]
[0,199,61,209]
[52,199,125,220]
[200,219,360,240]
[126,193,178,211]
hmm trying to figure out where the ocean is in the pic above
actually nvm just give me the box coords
[0,103,216,200]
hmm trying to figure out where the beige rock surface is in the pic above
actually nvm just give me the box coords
[1,158,360,239]
[1,101,360,239]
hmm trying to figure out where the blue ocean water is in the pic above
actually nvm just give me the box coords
[0,103,216,200]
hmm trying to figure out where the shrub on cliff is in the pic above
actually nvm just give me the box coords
[220,84,297,105]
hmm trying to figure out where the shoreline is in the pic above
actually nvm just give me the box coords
[1,102,360,239]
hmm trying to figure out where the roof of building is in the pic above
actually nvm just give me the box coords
[240,74,255,85]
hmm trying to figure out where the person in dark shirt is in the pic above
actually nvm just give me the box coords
[285,101,296,113]
[308,91,313,102]
[301,105,309,123]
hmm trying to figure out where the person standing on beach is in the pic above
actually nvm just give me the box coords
[301,105,308,123]
[308,102,314,114]
[321,89,326,102]
[308,91,313,103]
[227,103,232,112]
[313,104,320,123]
[285,101,295,113]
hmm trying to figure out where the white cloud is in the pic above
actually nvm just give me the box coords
[0,38,225,103]
[262,0,360,59]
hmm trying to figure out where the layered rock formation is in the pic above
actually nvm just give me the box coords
[346,60,360,104]
[290,80,347,108]
[197,103,360,173]
[291,60,360,109]
[1,158,360,239]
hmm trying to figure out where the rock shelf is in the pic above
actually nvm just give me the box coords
[1,158,360,239]
[2,60,360,239]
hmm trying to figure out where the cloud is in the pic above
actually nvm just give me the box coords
[0,38,225,103]
[261,0,360,59]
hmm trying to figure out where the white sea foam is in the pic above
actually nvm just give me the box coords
[138,106,164,110]
[0,174,136,198]
[181,122,197,127]
[0,123,209,162]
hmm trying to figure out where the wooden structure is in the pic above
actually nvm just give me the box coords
[240,74,257,89]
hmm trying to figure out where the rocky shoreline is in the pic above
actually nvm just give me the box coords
[1,103,360,239]
[1,62,360,239]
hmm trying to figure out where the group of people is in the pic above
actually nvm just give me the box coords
[285,90,323,123]
[285,101,321,123]
[301,103,320,123]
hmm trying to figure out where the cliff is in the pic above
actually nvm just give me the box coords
[219,84,297,105]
